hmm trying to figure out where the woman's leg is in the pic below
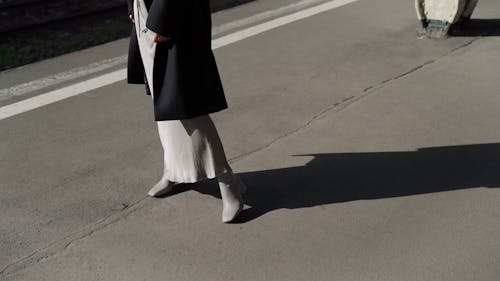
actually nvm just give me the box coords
[143,102,176,197]
[217,170,247,223]
[154,114,247,222]
[147,121,176,197]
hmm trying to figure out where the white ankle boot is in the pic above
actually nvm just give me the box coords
[218,172,246,223]
[148,176,175,197]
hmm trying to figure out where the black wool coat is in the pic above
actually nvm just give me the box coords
[126,0,228,121]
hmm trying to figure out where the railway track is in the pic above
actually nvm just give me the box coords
[0,0,253,33]
[0,0,126,33]
[0,0,252,70]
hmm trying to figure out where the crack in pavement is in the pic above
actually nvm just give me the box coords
[230,37,481,164]
[0,36,482,278]
[363,38,479,94]
[0,196,155,276]
[229,95,357,162]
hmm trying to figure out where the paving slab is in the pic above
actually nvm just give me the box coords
[4,34,500,281]
[1,0,500,279]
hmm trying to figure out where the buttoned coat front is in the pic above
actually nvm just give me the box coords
[126,0,228,121]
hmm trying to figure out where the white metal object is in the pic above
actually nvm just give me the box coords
[415,0,479,37]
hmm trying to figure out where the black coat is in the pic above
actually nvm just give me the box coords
[126,0,228,121]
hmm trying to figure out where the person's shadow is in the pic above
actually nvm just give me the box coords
[449,19,500,36]
[168,143,500,223]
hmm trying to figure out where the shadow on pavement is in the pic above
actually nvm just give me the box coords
[184,142,500,223]
[449,19,500,36]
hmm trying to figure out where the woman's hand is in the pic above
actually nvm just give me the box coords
[153,34,170,42]
[129,14,135,23]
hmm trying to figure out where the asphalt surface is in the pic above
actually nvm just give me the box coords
[1,0,499,280]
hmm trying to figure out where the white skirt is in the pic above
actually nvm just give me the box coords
[134,0,232,183]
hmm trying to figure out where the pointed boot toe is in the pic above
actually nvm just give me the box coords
[148,178,175,197]
[222,201,243,223]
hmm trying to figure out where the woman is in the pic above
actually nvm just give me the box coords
[126,0,246,223]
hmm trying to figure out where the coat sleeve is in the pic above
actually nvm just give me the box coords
[126,0,134,16]
[145,0,180,38]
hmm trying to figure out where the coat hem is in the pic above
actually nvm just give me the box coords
[153,106,228,121]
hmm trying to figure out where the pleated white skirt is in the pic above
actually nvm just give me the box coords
[134,0,232,183]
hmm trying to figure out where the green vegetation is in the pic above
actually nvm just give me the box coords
[0,45,15,67]
[0,8,132,71]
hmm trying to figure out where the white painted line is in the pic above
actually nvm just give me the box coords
[212,0,332,35]
[0,0,327,102]
[0,0,359,121]
[0,55,127,102]
[0,69,126,120]
[213,0,359,48]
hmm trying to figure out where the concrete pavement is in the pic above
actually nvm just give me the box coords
[1,0,499,280]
